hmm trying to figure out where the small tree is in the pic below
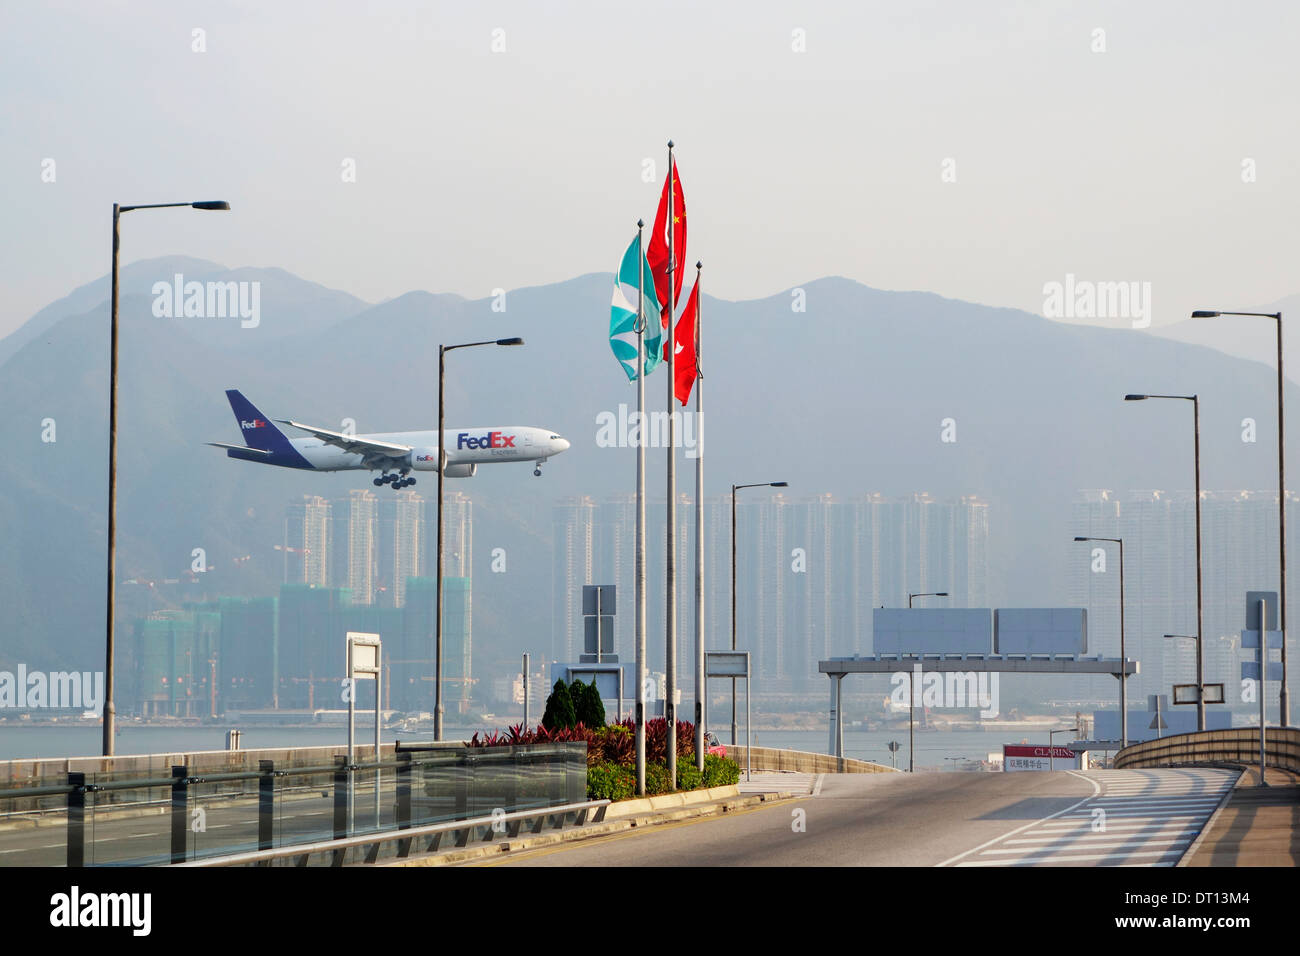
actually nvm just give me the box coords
[542,679,577,731]
[574,680,606,729]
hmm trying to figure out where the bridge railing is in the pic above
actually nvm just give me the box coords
[1113,727,1300,772]
[722,745,897,774]
[0,741,587,866]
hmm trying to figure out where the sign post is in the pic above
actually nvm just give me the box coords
[1243,591,1280,786]
[581,585,616,663]
[347,632,382,832]
[706,651,751,780]
[1148,694,1168,738]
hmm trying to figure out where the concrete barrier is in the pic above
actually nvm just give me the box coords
[1114,727,1300,772]
[722,745,897,774]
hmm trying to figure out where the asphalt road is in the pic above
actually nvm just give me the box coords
[477,770,1099,867]
[476,768,1238,867]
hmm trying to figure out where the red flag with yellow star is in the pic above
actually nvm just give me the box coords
[647,157,686,324]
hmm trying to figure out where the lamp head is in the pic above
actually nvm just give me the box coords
[1124,394,1148,402]
[1190,310,1220,318]
[191,201,230,211]
[496,337,524,346]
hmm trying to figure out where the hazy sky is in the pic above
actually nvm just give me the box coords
[2,1,1296,339]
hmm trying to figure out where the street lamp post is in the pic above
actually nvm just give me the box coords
[104,200,229,756]
[730,481,787,746]
[1075,536,1127,747]
[1126,393,1205,731]
[435,337,523,741]
[1192,310,1287,727]
[906,591,947,772]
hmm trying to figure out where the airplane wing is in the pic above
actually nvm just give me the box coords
[277,419,413,467]
[206,441,272,455]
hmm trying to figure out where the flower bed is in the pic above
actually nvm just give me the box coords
[467,718,741,800]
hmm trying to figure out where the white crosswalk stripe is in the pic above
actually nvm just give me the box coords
[949,767,1237,867]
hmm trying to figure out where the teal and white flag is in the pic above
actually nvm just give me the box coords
[610,235,663,380]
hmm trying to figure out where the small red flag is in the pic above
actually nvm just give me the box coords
[647,157,687,325]
[665,279,699,406]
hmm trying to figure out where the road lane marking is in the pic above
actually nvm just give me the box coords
[945,768,1236,868]
[934,770,1100,867]
[1006,828,1198,844]
[983,838,1191,854]
[957,848,1184,866]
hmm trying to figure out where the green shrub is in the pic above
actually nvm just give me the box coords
[702,753,740,788]
[644,761,672,796]
[587,755,735,802]
[676,759,703,792]
[587,763,635,801]
[542,679,577,731]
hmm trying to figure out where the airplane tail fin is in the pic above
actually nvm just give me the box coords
[225,389,295,452]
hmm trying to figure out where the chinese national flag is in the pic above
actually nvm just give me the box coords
[665,278,699,406]
[647,158,686,324]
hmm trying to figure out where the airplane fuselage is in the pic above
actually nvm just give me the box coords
[213,390,569,481]
[225,425,568,472]
[295,426,564,471]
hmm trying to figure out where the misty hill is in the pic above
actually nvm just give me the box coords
[1148,294,1300,375]
[0,259,1293,678]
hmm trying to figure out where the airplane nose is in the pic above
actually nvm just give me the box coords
[557,437,570,452]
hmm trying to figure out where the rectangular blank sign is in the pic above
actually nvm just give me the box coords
[1240,629,1284,649]
[1242,661,1284,681]
[706,652,749,677]
[993,608,1087,656]
[1246,591,1278,630]
[582,585,616,616]
[1174,683,1225,704]
[347,632,380,678]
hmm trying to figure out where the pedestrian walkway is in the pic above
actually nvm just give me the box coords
[1182,765,1300,866]
[953,768,1237,867]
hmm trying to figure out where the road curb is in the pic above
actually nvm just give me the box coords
[601,784,740,818]
[380,789,795,867]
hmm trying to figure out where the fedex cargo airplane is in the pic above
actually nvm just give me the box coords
[209,389,569,488]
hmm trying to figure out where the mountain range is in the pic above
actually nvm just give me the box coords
[1,257,1294,678]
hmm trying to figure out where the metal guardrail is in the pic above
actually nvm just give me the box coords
[1114,727,1300,772]
[176,798,611,867]
[722,746,897,774]
[0,742,587,866]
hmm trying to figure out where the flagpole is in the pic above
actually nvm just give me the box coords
[635,219,647,796]
[693,260,705,772]
[665,140,678,787]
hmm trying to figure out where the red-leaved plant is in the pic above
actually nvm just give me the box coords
[467,718,696,768]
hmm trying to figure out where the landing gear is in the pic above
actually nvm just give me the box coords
[534,458,545,478]
[373,477,383,486]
